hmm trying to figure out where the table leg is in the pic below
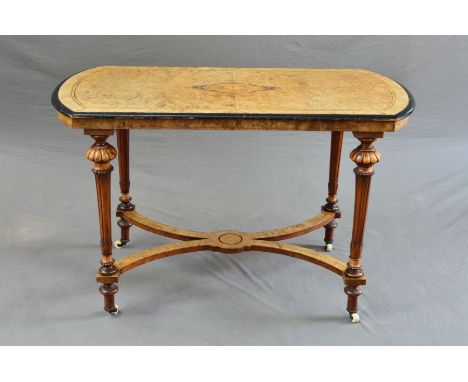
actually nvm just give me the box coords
[116,130,135,248]
[322,131,343,252]
[345,132,382,322]
[85,130,119,315]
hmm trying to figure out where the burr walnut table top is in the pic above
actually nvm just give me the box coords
[53,66,414,132]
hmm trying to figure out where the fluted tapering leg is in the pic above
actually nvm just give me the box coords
[85,129,119,314]
[344,132,383,318]
[116,130,135,247]
[322,131,343,250]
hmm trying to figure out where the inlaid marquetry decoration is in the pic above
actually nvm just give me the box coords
[54,66,414,132]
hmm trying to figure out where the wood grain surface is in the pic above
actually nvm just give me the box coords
[54,66,413,125]
[60,113,409,132]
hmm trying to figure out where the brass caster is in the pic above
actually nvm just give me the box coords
[114,240,124,249]
[325,243,333,252]
[350,312,360,323]
[108,305,120,316]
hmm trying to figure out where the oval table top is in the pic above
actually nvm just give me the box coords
[53,66,414,132]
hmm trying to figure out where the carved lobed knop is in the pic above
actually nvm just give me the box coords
[350,148,381,166]
[350,138,381,175]
[86,142,117,164]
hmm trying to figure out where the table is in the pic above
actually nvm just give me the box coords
[52,66,414,322]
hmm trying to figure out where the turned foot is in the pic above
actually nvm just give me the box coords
[344,285,362,323]
[100,282,119,315]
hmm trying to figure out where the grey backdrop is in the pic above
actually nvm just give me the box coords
[0,36,467,345]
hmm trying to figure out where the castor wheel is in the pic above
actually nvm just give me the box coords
[350,312,360,323]
[325,243,333,252]
[108,305,120,316]
[114,240,125,249]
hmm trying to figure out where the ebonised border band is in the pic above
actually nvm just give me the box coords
[51,70,415,122]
